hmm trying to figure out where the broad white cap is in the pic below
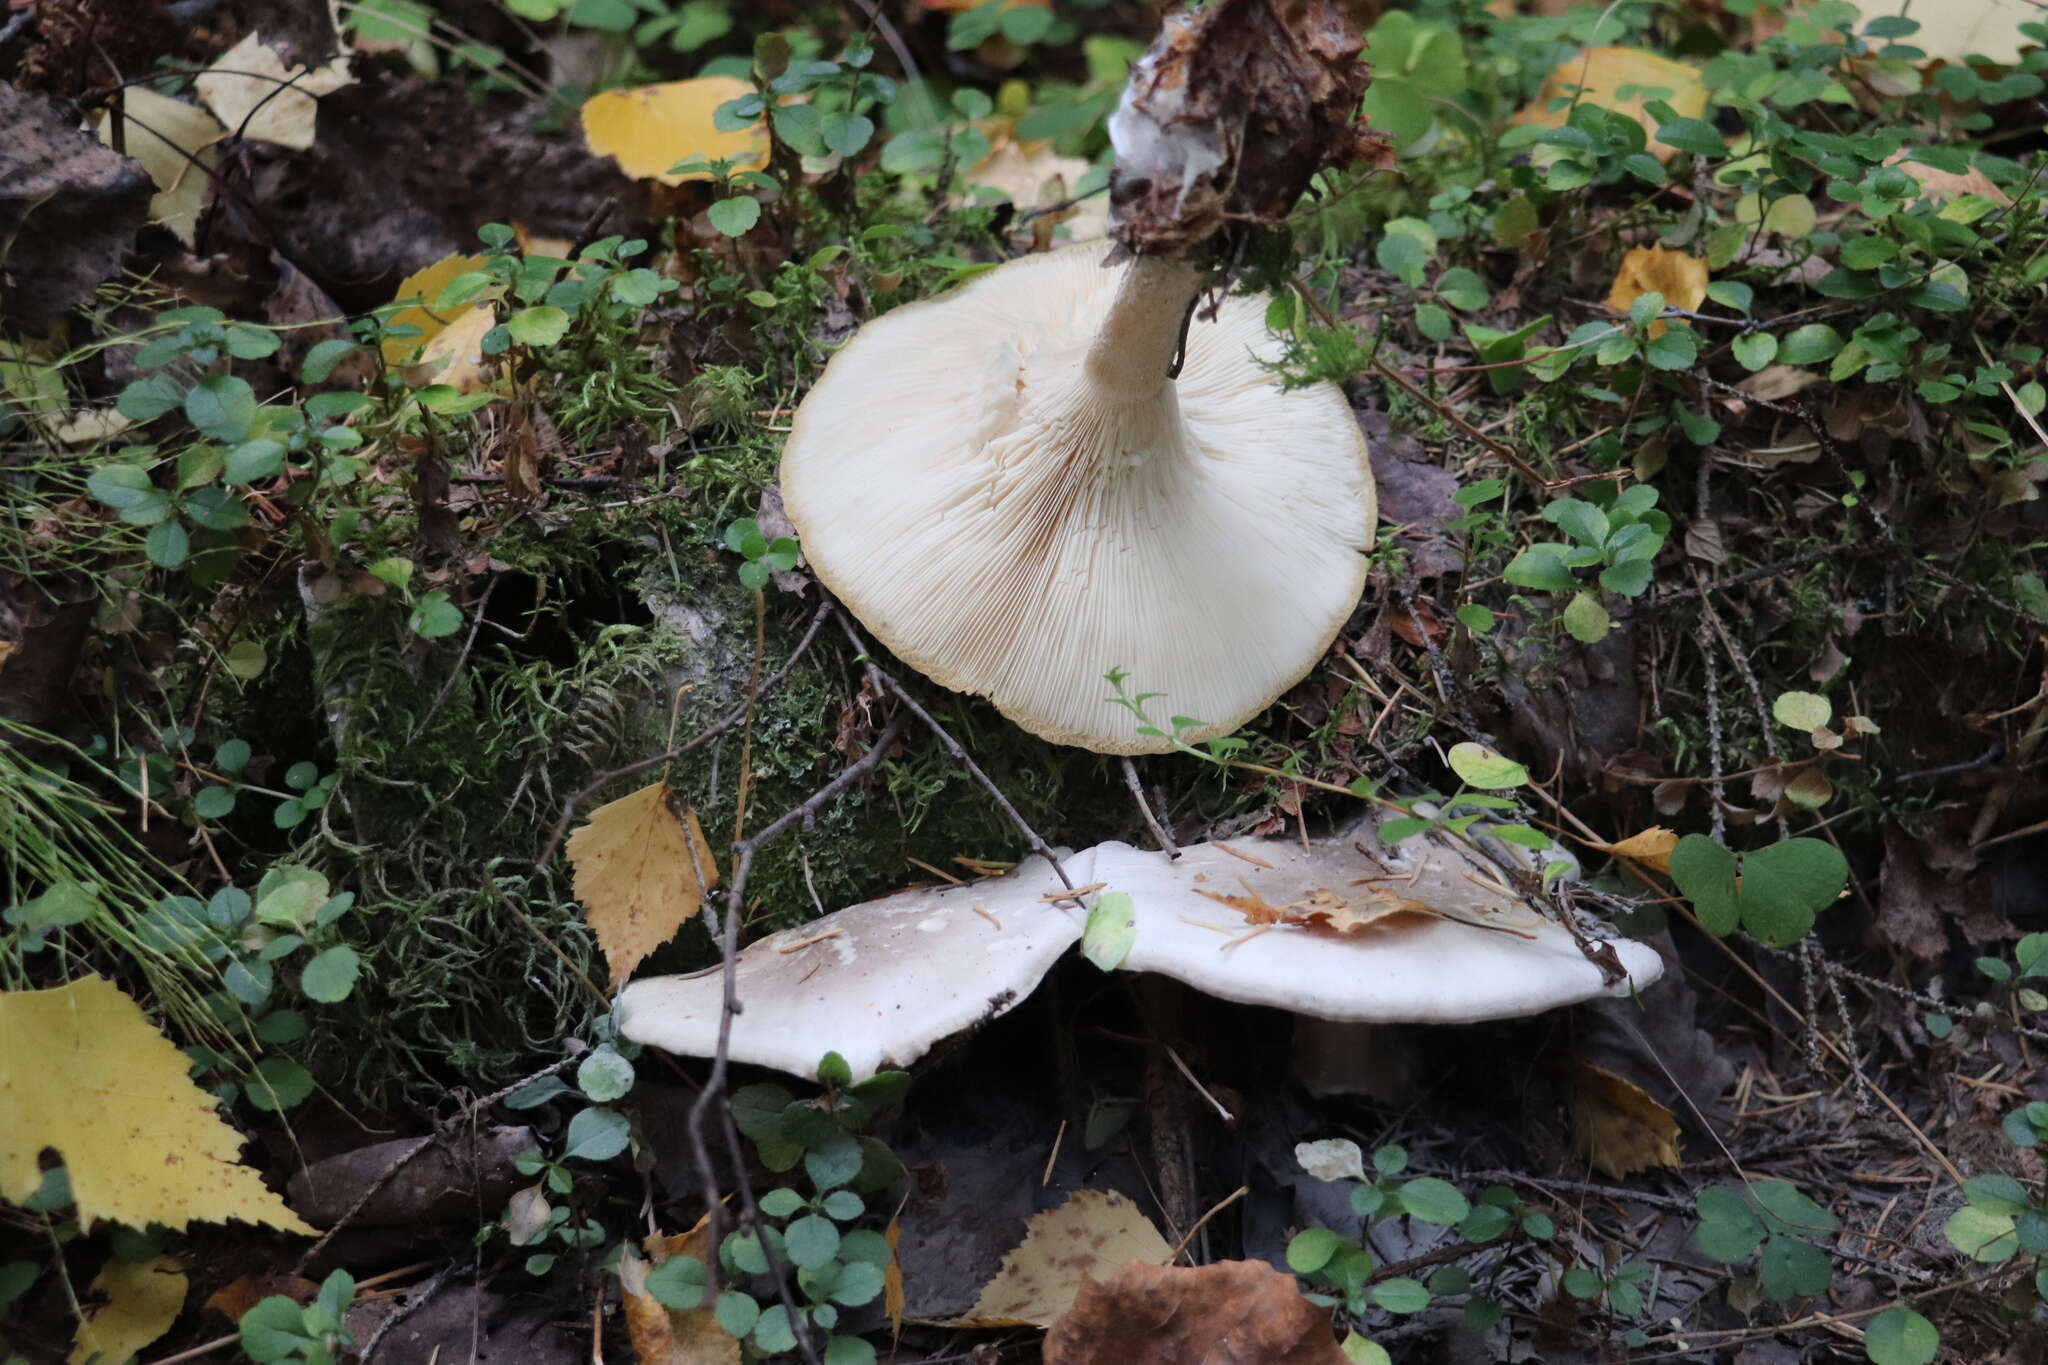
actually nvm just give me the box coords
[778,242,1374,754]
[617,855,1082,1081]
[1091,834,1663,1022]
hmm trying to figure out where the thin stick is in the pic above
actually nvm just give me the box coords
[833,608,1073,889]
[1167,1185,1249,1264]
[1121,756,1179,856]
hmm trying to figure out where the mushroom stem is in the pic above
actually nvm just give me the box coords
[1084,253,1204,400]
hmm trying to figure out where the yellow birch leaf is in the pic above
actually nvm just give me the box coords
[195,32,353,151]
[939,1189,1173,1328]
[93,88,224,247]
[0,977,314,1234]
[405,303,497,394]
[580,78,771,186]
[1605,245,1708,339]
[1593,826,1679,875]
[381,253,489,364]
[567,782,720,987]
[1511,47,1706,160]
[70,1256,187,1365]
[1570,1062,1681,1179]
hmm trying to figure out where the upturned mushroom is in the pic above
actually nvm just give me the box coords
[778,0,1383,754]
[619,826,1662,1084]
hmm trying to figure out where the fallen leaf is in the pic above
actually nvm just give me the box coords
[93,87,223,246]
[1605,245,1708,338]
[567,782,720,987]
[1903,0,2040,67]
[1511,46,1707,160]
[1883,150,2012,206]
[406,303,497,394]
[884,1216,905,1337]
[70,1256,187,1365]
[195,32,354,151]
[205,1272,319,1324]
[621,1214,737,1365]
[580,78,771,186]
[1570,1062,1680,1178]
[0,977,314,1233]
[1043,1259,1349,1365]
[962,138,1108,241]
[1194,878,1520,938]
[381,253,489,364]
[1738,364,1824,401]
[940,1189,1173,1328]
[1594,826,1679,875]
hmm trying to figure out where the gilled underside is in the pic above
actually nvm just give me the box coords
[780,244,1374,753]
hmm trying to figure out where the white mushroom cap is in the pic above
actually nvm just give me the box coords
[616,855,1082,1082]
[1088,836,1663,1023]
[779,243,1374,754]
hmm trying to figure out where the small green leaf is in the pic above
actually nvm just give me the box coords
[1286,1227,1341,1273]
[1446,742,1528,790]
[1081,891,1138,971]
[1561,591,1610,643]
[708,196,762,237]
[1865,1305,1939,1365]
[1733,332,1777,371]
[506,306,570,347]
[301,945,360,1003]
[562,1106,631,1162]
[577,1049,636,1103]
[145,519,190,568]
[1773,691,1832,730]
[185,375,257,442]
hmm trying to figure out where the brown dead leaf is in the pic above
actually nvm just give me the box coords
[1884,151,2013,206]
[1511,47,1708,160]
[1739,364,1824,401]
[1043,1259,1348,1365]
[567,782,720,987]
[884,1217,905,1338]
[620,1213,733,1365]
[1606,245,1709,338]
[1571,1062,1680,1178]
[1193,880,1438,936]
[939,1189,1172,1328]
[1594,827,1678,875]
[205,1272,318,1323]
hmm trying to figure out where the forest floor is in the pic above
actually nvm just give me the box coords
[5,1,2048,1362]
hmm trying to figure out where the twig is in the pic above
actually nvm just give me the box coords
[536,600,833,867]
[832,607,1073,889]
[1167,1185,1248,1264]
[1121,756,1179,857]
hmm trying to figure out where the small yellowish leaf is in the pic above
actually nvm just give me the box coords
[381,253,489,364]
[1594,826,1679,875]
[405,303,497,395]
[938,1189,1172,1328]
[69,1256,187,1365]
[1605,246,1708,339]
[93,88,224,247]
[0,977,314,1233]
[1510,46,1707,160]
[567,782,720,987]
[1570,1062,1680,1179]
[580,78,770,186]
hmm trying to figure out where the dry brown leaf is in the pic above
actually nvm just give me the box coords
[1594,826,1679,875]
[195,32,353,150]
[1605,245,1709,339]
[205,1272,319,1324]
[567,781,719,987]
[1883,150,2013,206]
[70,1255,187,1365]
[1195,879,1438,936]
[0,977,314,1233]
[884,1217,905,1337]
[1511,46,1707,160]
[1043,1259,1349,1365]
[1571,1062,1680,1179]
[581,78,771,185]
[620,1215,738,1365]
[939,1189,1173,1328]
[381,253,489,364]
[1739,364,1824,401]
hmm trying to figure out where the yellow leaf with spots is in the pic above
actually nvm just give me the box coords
[70,1256,187,1365]
[939,1189,1173,1328]
[1605,245,1708,339]
[0,977,313,1234]
[381,253,489,364]
[1511,47,1706,160]
[1570,1063,1680,1179]
[567,782,720,987]
[1593,826,1679,875]
[581,78,771,186]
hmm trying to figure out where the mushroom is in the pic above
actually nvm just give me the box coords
[621,825,1660,1086]
[616,854,1081,1082]
[778,242,1374,753]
